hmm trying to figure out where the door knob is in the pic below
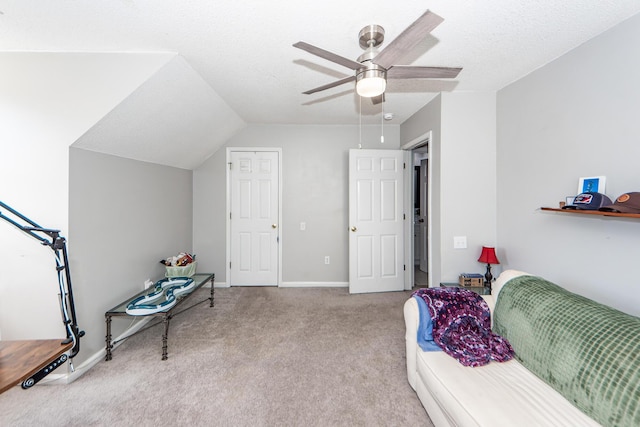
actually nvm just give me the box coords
[272,224,277,229]
[418,218,424,223]
[351,226,357,232]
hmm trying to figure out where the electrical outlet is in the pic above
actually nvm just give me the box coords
[453,236,467,249]
[324,256,330,265]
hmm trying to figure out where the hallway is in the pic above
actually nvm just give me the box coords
[414,265,428,288]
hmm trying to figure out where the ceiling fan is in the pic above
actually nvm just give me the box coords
[293,10,462,104]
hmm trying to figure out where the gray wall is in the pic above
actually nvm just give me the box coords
[0,52,173,341]
[193,124,400,285]
[496,13,640,316]
[402,95,443,286]
[400,92,497,286]
[69,148,193,365]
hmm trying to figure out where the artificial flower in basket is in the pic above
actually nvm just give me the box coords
[160,252,197,277]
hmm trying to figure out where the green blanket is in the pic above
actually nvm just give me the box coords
[494,275,640,427]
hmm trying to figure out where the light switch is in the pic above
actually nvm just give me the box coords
[453,236,467,249]
[300,222,306,231]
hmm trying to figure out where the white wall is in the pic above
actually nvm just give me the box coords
[69,148,193,366]
[72,55,246,170]
[0,52,173,340]
[400,92,497,286]
[497,13,640,316]
[193,124,400,285]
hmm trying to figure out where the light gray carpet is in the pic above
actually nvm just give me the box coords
[0,286,432,426]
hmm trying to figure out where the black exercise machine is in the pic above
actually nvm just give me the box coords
[0,200,84,388]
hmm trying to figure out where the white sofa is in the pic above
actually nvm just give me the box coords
[404,270,640,427]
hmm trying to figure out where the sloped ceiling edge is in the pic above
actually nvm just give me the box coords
[73,55,246,170]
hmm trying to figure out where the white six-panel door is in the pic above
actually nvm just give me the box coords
[229,150,279,286]
[349,149,404,294]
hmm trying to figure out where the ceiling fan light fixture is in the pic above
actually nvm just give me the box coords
[356,66,387,98]
[294,10,462,101]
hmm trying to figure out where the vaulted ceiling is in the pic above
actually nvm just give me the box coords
[2,1,639,168]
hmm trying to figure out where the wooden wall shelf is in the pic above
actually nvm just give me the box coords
[541,207,640,219]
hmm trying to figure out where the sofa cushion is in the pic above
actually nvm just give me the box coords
[493,275,640,427]
[415,349,601,426]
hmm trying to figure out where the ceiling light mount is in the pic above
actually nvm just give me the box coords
[358,24,385,50]
[357,25,385,63]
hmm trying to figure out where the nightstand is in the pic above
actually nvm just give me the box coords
[439,282,490,295]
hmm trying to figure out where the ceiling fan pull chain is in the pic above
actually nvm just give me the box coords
[380,99,384,144]
[358,95,362,149]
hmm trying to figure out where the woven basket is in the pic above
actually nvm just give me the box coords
[165,261,197,278]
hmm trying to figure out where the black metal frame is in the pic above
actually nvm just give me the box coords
[0,201,84,371]
[105,273,214,361]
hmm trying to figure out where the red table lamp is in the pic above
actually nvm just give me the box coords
[478,246,500,291]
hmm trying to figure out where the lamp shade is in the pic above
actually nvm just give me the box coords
[478,246,499,264]
[356,64,386,98]
[356,75,386,97]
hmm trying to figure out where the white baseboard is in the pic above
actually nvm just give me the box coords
[279,281,348,288]
[213,282,345,288]
[39,317,153,386]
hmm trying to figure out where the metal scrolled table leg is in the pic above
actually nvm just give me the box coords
[162,314,171,360]
[210,276,215,307]
[105,315,113,361]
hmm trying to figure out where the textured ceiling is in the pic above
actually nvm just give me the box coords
[2,1,640,127]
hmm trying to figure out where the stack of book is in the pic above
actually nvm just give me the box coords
[458,273,484,287]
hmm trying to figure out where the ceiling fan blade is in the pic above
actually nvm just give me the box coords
[371,93,385,105]
[373,10,444,69]
[302,75,356,95]
[293,41,363,70]
[387,66,462,79]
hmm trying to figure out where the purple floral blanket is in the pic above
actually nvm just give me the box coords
[412,287,514,367]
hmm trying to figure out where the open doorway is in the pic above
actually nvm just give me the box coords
[402,131,431,289]
[413,147,429,288]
